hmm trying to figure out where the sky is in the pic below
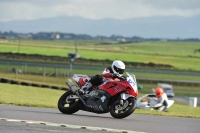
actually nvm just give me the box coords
[0,0,200,22]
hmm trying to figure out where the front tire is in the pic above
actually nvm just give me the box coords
[58,90,80,114]
[110,97,136,119]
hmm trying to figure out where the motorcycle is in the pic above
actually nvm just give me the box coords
[58,72,138,119]
[136,94,174,110]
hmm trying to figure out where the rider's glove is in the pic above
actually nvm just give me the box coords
[110,73,118,78]
[120,76,126,80]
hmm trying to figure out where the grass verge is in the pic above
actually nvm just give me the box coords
[0,83,199,118]
[1,72,200,97]
[0,83,65,108]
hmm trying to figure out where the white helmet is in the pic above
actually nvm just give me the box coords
[111,60,125,77]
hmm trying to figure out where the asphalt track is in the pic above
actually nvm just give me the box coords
[0,104,200,133]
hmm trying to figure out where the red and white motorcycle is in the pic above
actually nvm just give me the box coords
[58,72,138,119]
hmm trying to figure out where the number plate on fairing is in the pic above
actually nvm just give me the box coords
[126,72,138,93]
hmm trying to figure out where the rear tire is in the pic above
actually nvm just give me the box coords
[58,90,80,114]
[110,97,136,119]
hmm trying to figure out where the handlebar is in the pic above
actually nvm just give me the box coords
[118,76,127,80]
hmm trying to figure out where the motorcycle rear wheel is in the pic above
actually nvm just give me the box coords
[58,90,80,114]
[110,97,136,119]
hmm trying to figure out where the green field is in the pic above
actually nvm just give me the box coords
[1,39,200,97]
[0,83,64,108]
[1,40,200,118]
[0,83,199,118]
[1,64,200,82]
[0,40,200,71]
[1,72,199,97]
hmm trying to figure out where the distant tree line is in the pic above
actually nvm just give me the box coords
[0,31,199,42]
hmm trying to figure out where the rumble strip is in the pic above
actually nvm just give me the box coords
[0,117,146,133]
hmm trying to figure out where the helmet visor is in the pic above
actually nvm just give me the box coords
[114,65,124,74]
[156,92,162,98]
[156,92,160,96]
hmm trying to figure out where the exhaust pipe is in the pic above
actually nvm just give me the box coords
[66,79,87,106]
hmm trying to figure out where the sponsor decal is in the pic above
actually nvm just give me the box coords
[128,79,135,86]
[87,105,104,111]
[89,90,96,96]
[93,91,98,97]
[100,96,106,102]
[120,82,126,86]
[115,86,121,92]
[98,105,104,111]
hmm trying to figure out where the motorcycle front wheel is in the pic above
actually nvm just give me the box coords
[110,97,136,119]
[58,90,80,114]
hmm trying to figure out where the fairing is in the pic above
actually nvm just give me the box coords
[98,72,138,97]
[74,72,138,97]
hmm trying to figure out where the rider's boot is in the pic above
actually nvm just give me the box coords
[79,82,92,94]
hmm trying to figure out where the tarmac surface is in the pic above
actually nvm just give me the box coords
[0,104,200,133]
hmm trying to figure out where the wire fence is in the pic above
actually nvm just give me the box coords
[0,62,70,78]
[1,61,200,87]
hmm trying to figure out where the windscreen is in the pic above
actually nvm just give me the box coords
[164,88,173,93]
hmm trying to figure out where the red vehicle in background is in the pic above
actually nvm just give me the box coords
[58,72,138,119]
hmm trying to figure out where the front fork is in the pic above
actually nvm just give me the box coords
[114,93,136,110]
[120,93,136,100]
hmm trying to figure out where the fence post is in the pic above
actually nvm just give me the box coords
[64,69,66,77]
[43,67,46,82]
[61,69,65,77]
[6,62,9,72]
[62,69,64,77]
[21,65,23,74]
[15,69,18,79]
[55,68,59,77]
[25,64,27,74]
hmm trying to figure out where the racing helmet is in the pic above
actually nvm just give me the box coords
[155,87,164,98]
[111,60,125,77]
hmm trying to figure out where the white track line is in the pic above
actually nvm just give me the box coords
[0,117,146,133]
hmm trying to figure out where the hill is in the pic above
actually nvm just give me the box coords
[0,15,200,39]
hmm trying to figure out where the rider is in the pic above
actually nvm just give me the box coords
[80,60,126,93]
[151,87,169,112]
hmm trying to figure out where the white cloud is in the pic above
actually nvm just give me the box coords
[0,0,200,21]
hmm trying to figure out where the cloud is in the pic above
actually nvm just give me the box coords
[0,0,200,21]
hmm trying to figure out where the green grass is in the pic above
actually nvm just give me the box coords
[1,70,200,97]
[135,104,200,118]
[0,83,65,108]
[1,39,200,117]
[1,40,200,71]
[2,63,200,81]
[0,83,199,118]
[0,72,68,86]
